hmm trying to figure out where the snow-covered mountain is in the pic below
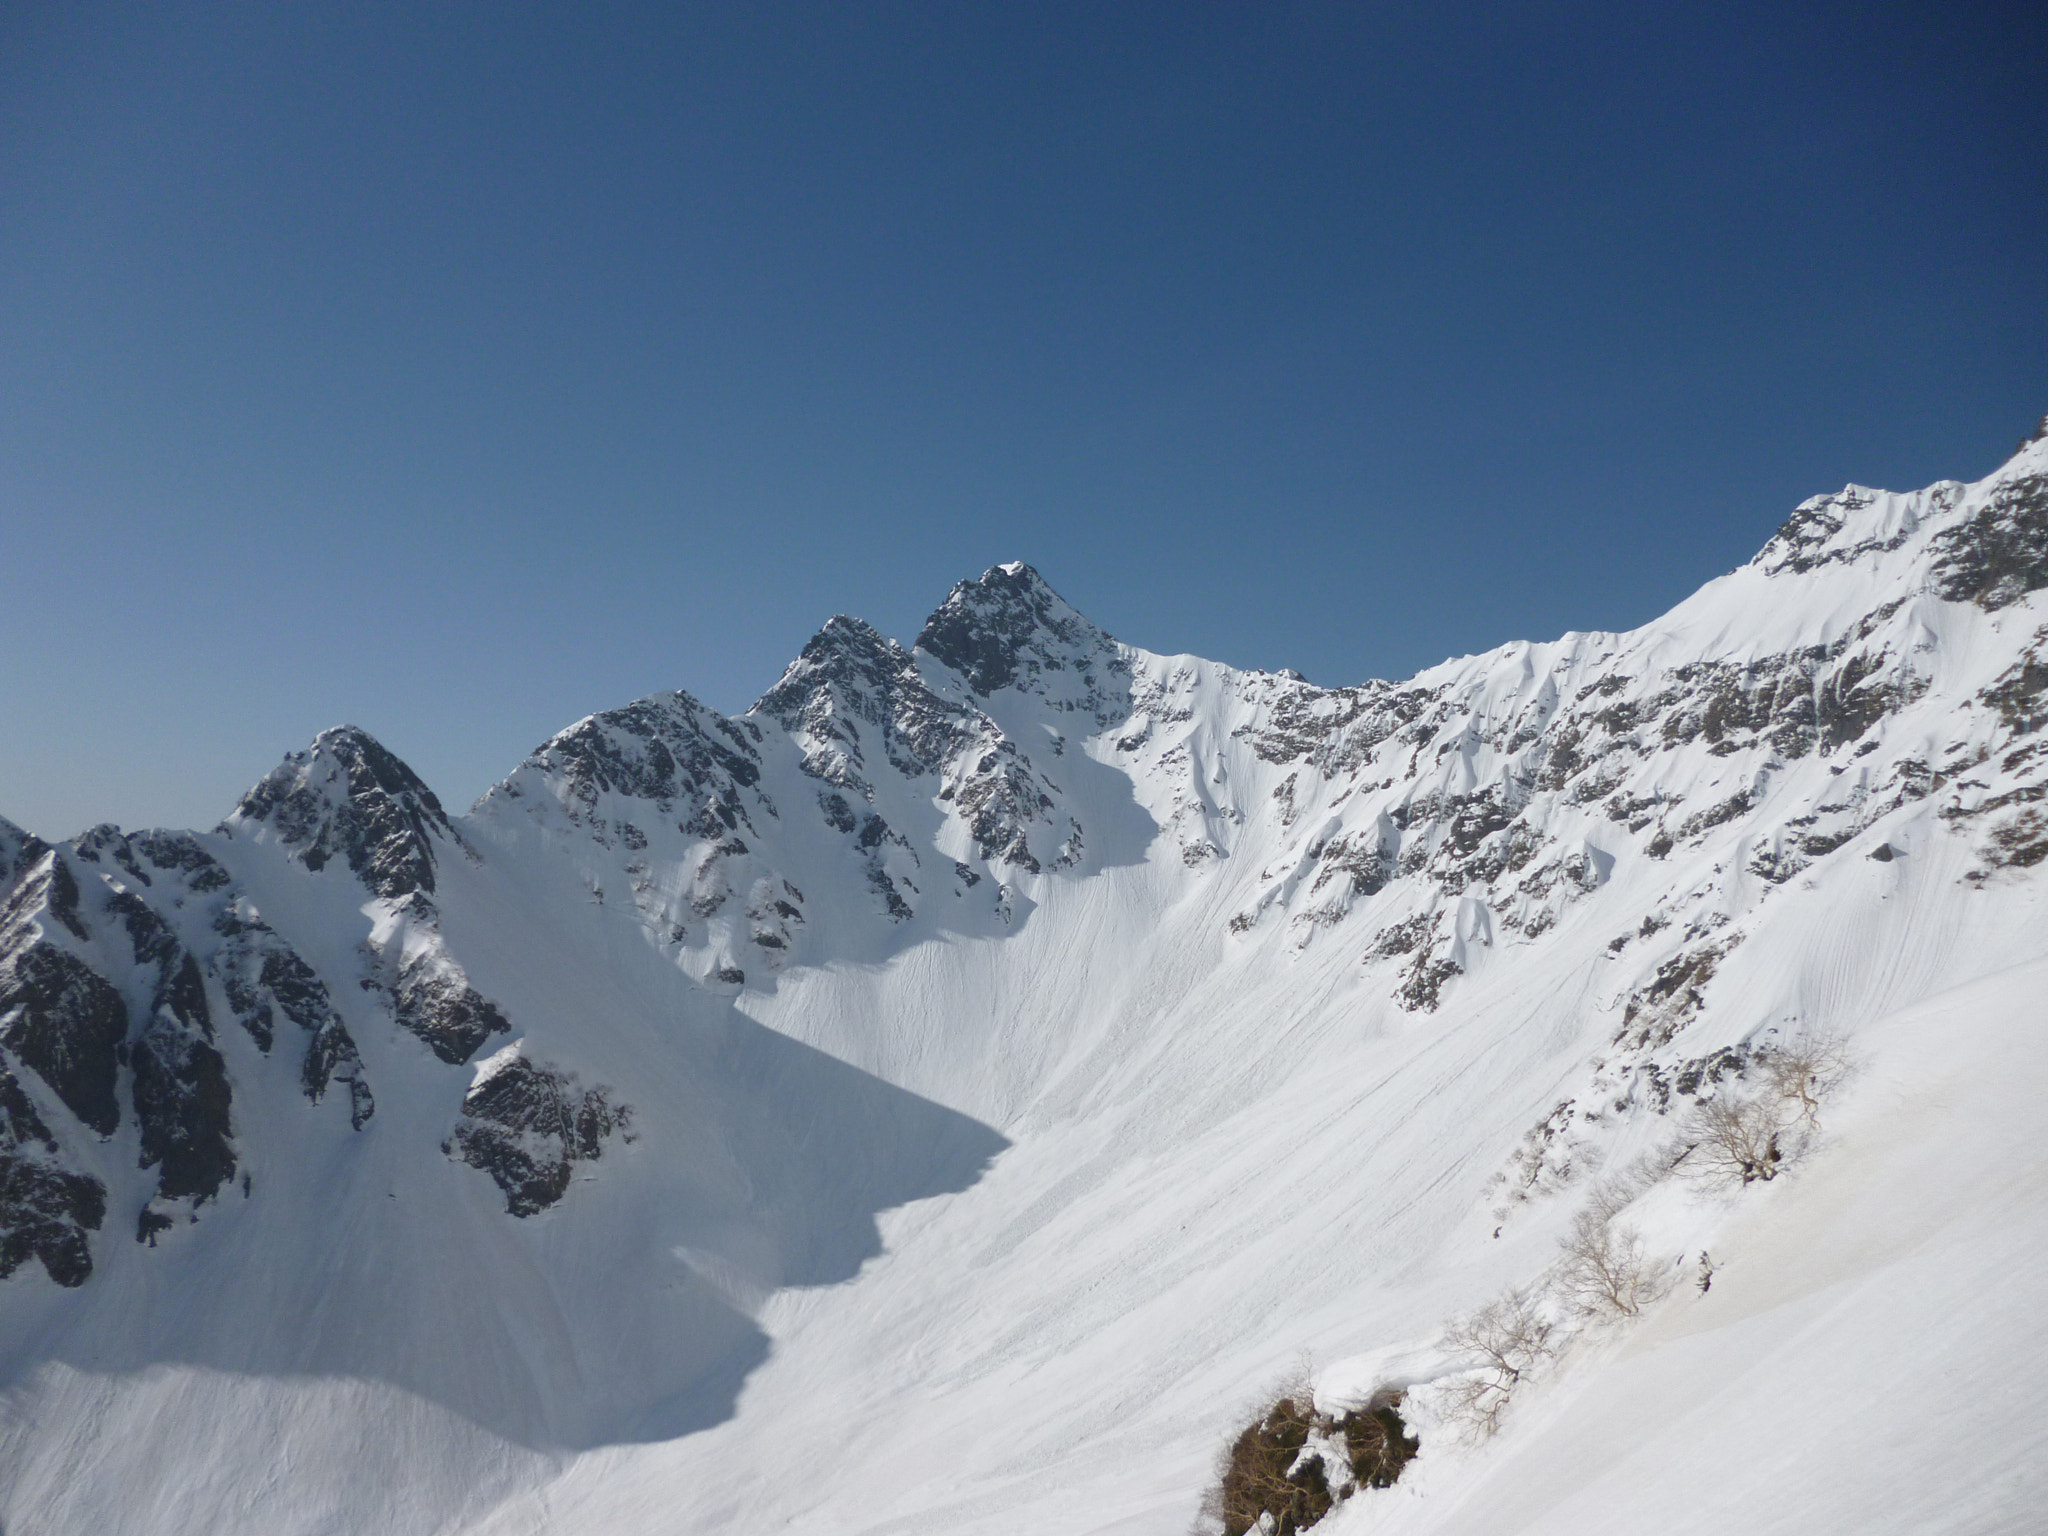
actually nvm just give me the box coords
[2,421,2045,1535]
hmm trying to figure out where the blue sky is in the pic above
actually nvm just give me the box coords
[3,1,2044,839]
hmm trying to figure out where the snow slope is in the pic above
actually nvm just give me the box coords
[1,421,2045,1534]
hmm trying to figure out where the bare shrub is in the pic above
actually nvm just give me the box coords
[1581,1168,1656,1223]
[1440,1286,1554,1437]
[1333,1397,1420,1489]
[1554,1206,1665,1320]
[1200,1387,1331,1536]
[1677,1027,1853,1188]
[1759,1029,1852,1129]
[1679,1090,1790,1188]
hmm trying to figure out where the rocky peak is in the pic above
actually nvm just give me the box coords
[1753,483,1936,578]
[755,614,977,789]
[913,562,1118,702]
[1929,443,2048,613]
[754,616,910,732]
[224,726,452,900]
[488,689,763,825]
[0,816,43,902]
[1754,424,2048,589]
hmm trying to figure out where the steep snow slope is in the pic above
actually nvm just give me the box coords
[1324,957,2048,1536]
[1,422,2045,1534]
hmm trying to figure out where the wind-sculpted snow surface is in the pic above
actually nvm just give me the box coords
[2,429,2048,1535]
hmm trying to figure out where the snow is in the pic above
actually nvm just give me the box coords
[0,435,2044,1533]
[468,1039,525,1091]
[1325,960,2048,1536]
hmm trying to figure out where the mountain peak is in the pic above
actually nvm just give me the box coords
[224,725,451,899]
[0,815,40,897]
[1743,419,2048,591]
[753,614,910,727]
[797,613,899,668]
[913,562,1115,699]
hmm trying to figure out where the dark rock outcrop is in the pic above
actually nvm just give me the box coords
[393,958,511,1065]
[0,941,128,1138]
[213,918,375,1127]
[0,817,40,895]
[446,1053,630,1216]
[755,607,1079,897]
[1755,486,1924,577]
[530,691,763,816]
[1932,475,2048,611]
[131,953,236,1204]
[758,616,971,788]
[302,1017,376,1130]
[914,562,1123,716]
[0,1056,106,1285]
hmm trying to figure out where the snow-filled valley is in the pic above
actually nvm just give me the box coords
[3,423,2047,1534]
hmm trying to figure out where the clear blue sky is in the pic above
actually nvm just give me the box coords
[3,2,2044,840]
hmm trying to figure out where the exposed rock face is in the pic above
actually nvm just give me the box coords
[446,1050,630,1216]
[477,691,795,963]
[229,725,455,899]
[1199,603,1935,957]
[215,918,373,1126]
[476,582,1101,969]
[72,835,243,1210]
[0,1055,105,1286]
[525,690,765,818]
[0,816,43,895]
[130,951,236,1204]
[1755,484,1929,577]
[392,956,511,1066]
[0,850,110,1288]
[914,561,1128,725]
[1931,474,2048,610]
[0,806,405,1278]
[302,1018,374,1129]
[757,616,969,790]
[757,609,1076,882]
[229,721,513,1080]
[0,853,130,1136]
